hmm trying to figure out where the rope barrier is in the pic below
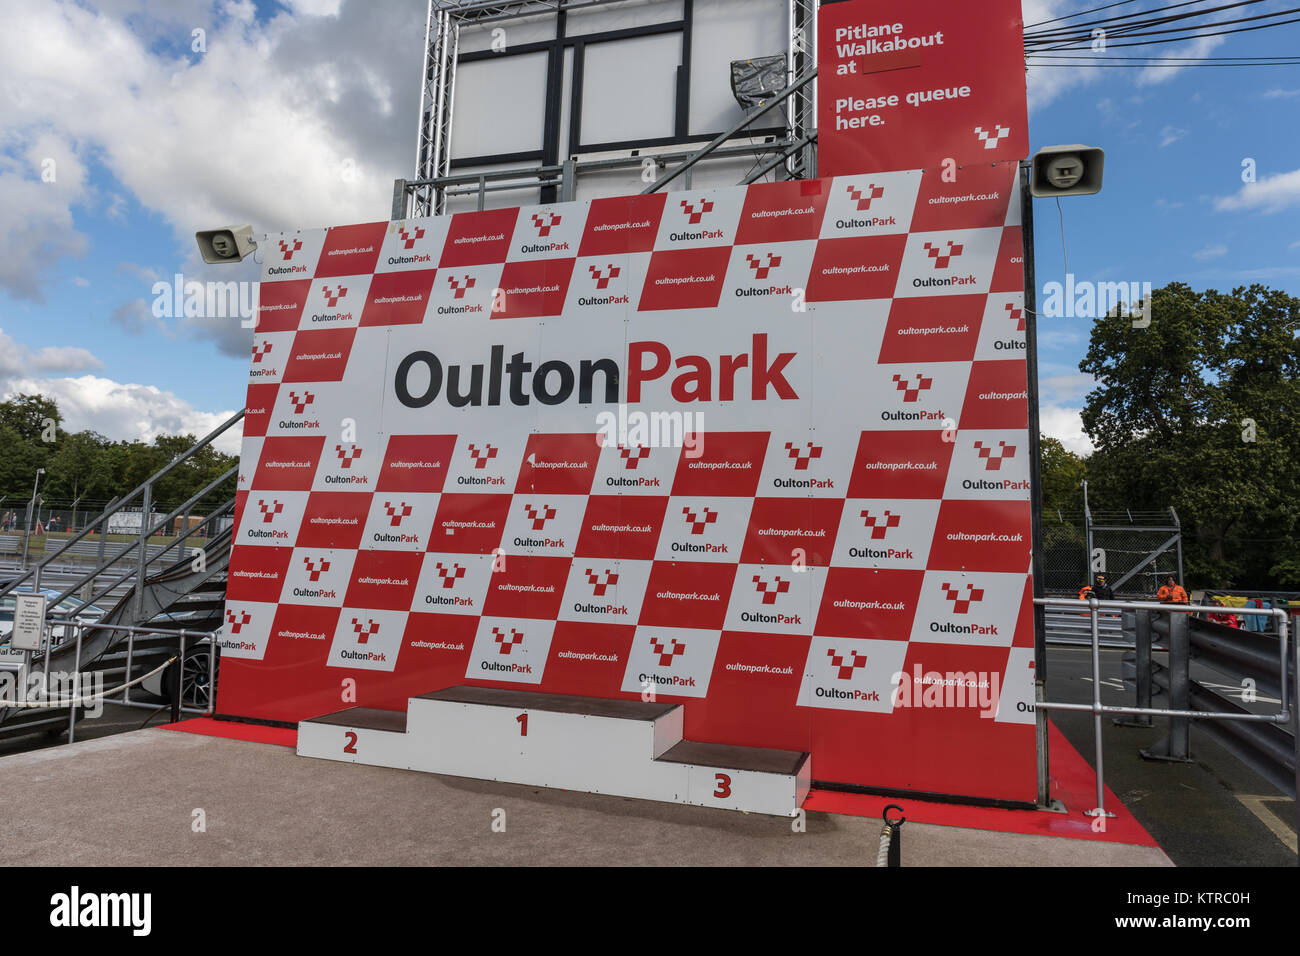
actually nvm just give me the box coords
[876,804,906,867]
[0,657,176,709]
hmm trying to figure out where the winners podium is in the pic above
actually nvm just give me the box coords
[298,686,810,817]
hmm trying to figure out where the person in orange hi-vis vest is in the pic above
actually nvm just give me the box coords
[1157,575,1189,604]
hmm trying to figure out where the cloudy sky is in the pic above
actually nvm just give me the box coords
[0,0,1297,456]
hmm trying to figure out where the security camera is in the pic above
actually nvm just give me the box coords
[1030,145,1105,197]
[195,224,258,263]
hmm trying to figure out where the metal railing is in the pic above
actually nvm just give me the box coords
[0,409,243,612]
[1034,596,1297,854]
[3,618,218,744]
[394,134,812,218]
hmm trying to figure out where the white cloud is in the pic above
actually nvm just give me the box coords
[1192,243,1228,261]
[1137,33,1226,86]
[3,374,242,455]
[1263,88,1300,99]
[0,0,424,312]
[1214,168,1300,214]
[1040,405,1094,456]
[0,328,237,452]
[1159,125,1187,148]
[111,298,172,336]
[0,131,90,302]
[0,328,102,376]
[1040,372,1094,404]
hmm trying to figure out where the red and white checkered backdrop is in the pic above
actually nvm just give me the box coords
[219,161,1036,801]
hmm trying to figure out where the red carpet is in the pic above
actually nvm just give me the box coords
[160,717,298,748]
[803,722,1158,846]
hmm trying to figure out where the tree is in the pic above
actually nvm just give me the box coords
[0,393,61,444]
[1039,435,1086,518]
[0,395,239,531]
[45,430,111,503]
[1078,282,1300,588]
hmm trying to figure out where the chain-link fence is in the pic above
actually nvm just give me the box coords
[1088,511,1183,599]
[1040,509,1185,598]
[1042,511,1087,594]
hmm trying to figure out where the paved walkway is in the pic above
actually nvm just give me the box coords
[0,729,1170,866]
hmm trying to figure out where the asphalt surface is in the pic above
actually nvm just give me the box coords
[0,727,1168,867]
[1046,646,1297,866]
[0,648,1292,865]
[0,701,175,759]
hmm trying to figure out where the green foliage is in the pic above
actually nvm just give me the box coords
[1039,435,1085,516]
[1073,282,1300,589]
[0,396,237,514]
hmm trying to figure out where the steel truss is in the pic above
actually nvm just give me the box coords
[405,0,818,218]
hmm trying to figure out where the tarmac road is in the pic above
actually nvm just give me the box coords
[1046,646,1297,866]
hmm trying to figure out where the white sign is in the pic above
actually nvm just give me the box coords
[12,594,47,651]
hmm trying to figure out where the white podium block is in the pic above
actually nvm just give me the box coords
[297,686,809,816]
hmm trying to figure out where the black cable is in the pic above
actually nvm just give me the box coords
[1025,0,1271,41]
[1027,6,1300,51]
[1028,13,1300,50]
[1028,51,1300,57]
[1029,59,1300,65]
[1025,0,1144,30]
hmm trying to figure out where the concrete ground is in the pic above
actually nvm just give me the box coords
[0,727,1169,866]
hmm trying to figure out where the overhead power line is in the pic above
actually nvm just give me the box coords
[1024,0,1144,30]
[1029,13,1300,52]
[1025,0,1274,42]
[1028,3,1300,48]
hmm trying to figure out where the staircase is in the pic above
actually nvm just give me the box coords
[298,686,811,816]
[0,411,244,740]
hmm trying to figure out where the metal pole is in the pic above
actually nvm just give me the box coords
[1167,609,1191,759]
[1126,608,1154,726]
[560,158,576,203]
[1084,598,1114,819]
[133,487,151,626]
[171,632,185,724]
[1171,506,1185,588]
[88,496,117,602]
[20,469,43,571]
[68,623,82,744]
[1020,161,1051,807]
[123,631,135,706]
[1083,479,1094,588]
[208,638,218,715]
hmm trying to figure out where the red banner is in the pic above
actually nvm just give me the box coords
[818,0,1029,177]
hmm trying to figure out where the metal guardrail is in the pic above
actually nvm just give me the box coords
[1034,596,1297,860]
[1044,604,1128,647]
